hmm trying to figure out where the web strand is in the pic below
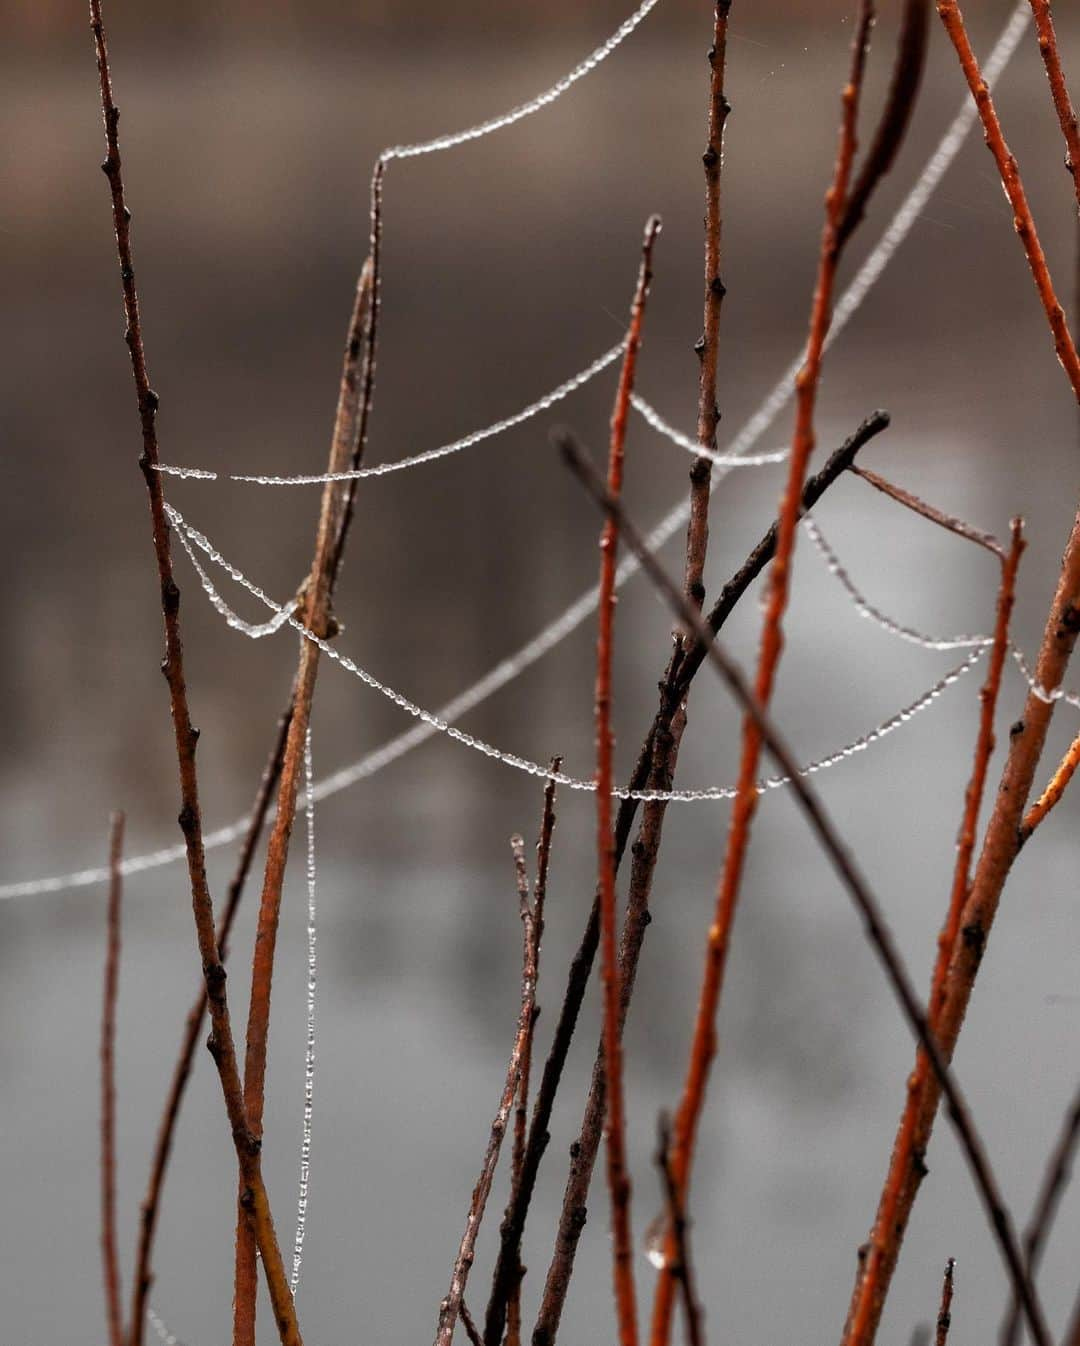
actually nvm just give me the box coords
[0,3,1034,901]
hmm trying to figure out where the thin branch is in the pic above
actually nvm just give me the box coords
[937,0,1080,401]
[459,1301,484,1346]
[1000,1078,1080,1346]
[1027,1,1080,209]
[129,701,292,1346]
[559,427,1052,1346]
[1020,729,1080,839]
[87,5,301,1340]
[837,0,930,251]
[851,465,1006,559]
[507,767,560,1346]
[487,412,888,1346]
[101,812,125,1346]
[682,0,733,613]
[235,261,372,1346]
[654,1115,704,1346]
[595,216,661,1346]
[434,855,540,1346]
[935,1259,955,1346]
[652,9,875,1339]
[844,522,1024,1346]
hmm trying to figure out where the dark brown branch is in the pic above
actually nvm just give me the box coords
[87,4,300,1339]
[128,702,292,1346]
[459,1301,484,1346]
[559,426,1052,1346]
[483,414,887,1346]
[935,1259,955,1346]
[1000,1078,1080,1346]
[852,465,1006,558]
[655,1115,704,1346]
[434,854,540,1346]
[837,0,931,250]
[101,812,125,1346]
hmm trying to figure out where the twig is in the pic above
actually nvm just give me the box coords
[128,702,292,1346]
[1027,1,1080,209]
[1000,1078,1080,1346]
[595,216,661,1346]
[851,465,1006,559]
[835,6,1080,1336]
[654,1115,704,1346]
[459,1301,484,1346]
[845,522,1024,1346]
[87,5,301,1341]
[101,812,125,1346]
[235,261,372,1346]
[837,0,931,250]
[1020,730,1080,839]
[682,0,733,612]
[434,853,540,1346]
[937,0,1080,399]
[488,412,888,1346]
[651,9,875,1340]
[935,1259,955,1346]
[507,768,561,1346]
[559,427,1052,1346]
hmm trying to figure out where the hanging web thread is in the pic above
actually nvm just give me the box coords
[145,1307,185,1346]
[168,500,986,803]
[0,2,1035,903]
[291,725,318,1297]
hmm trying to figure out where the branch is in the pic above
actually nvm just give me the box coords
[559,426,1052,1346]
[651,9,876,1339]
[1020,729,1080,840]
[851,465,1006,559]
[87,4,301,1339]
[129,700,292,1346]
[844,522,1024,1346]
[1027,1,1080,209]
[101,812,124,1346]
[434,851,540,1346]
[654,1115,704,1346]
[235,259,372,1346]
[935,1259,955,1346]
[999,1078,1080,1346]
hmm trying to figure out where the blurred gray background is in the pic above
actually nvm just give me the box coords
[3,2,1080,1343]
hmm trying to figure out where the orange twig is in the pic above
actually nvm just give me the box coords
[234,263,372,1345]
[935,1259,955,1346]
[844,522,1024,1346]
[937,0,1080,401]
[1021,729,1080,839]
[651,9,875,1342]
[101,812,125,1346]
[597,215,661,1346]
[1027,1,1080,209]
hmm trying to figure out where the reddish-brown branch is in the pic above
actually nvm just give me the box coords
[129,702,292,1346]
[235,263,372,1346]
[682,0,732,612]
[560,428,1051,1346]
[434,858,540,1346]
[87,4,301,1340]
[1020,729,1080,839]
[937,0,1080,400]
[654,1115,704,1346]
[935,1259,955,1346]
[522,414,887,1346]
[844,522,1024,1346]
[1027,1,1080,209]
[101,812,125,1346]
[651,10,874,1341]
[596,216,661,1346]
[459,1301,484,1346]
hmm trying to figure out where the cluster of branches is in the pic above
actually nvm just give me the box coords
[88,2,1080,1346]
